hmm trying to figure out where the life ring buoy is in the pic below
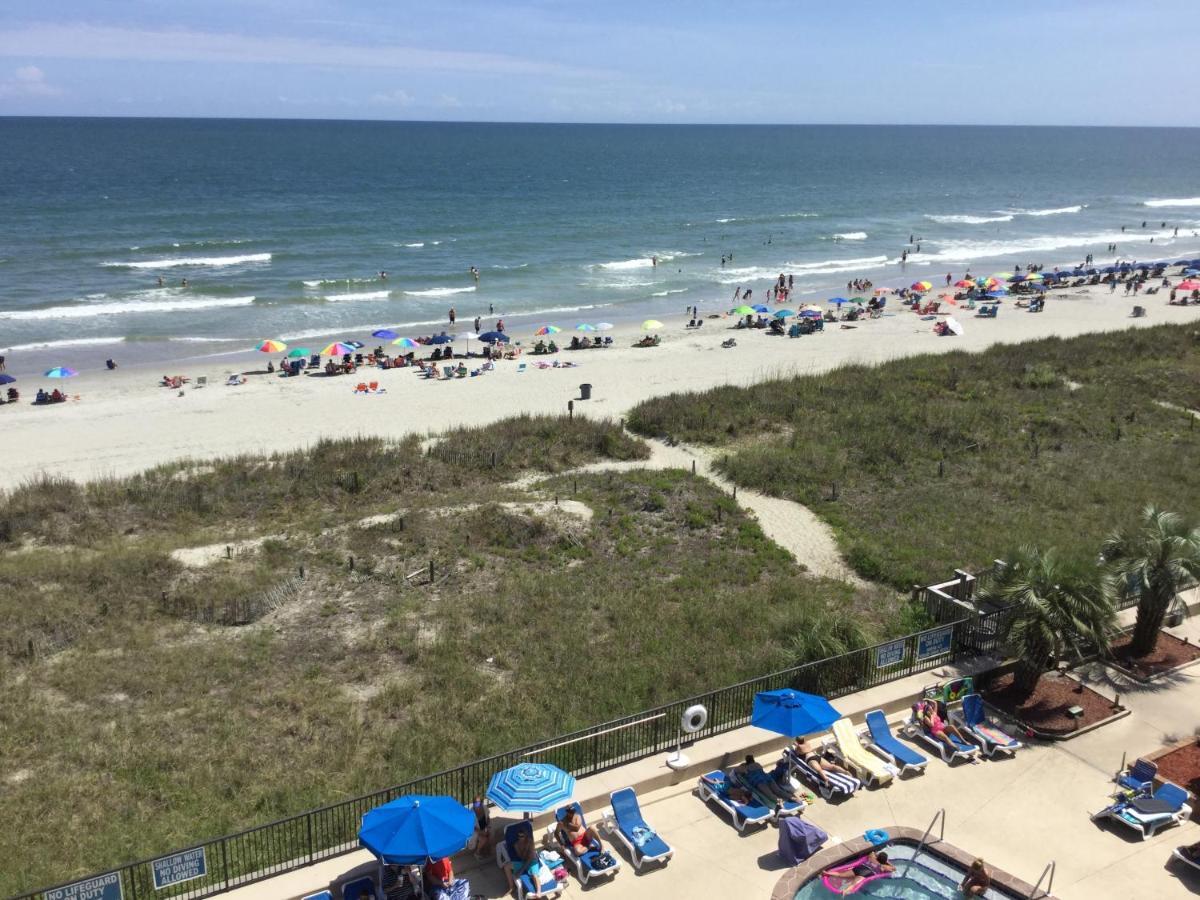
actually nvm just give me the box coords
[865,829,889,846]
[681,704,708,734]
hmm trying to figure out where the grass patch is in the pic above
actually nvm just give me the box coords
[628,325,1200,587]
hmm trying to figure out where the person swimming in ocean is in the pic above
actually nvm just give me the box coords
[180,278,188,287]
[156,276,164,287]
[379,270,388,280]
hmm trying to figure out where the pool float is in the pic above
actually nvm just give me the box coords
[864,829,889,846]
[820,854,894,895]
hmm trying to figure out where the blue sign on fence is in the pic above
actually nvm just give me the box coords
[152,847,207,890]
[916,626,954,661]
[875,639,907,669]
[44,873,123,900]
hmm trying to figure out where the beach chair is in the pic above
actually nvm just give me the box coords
[783,746,861,800]
[1093,782,1192,840]
[547,803,620,885]
[608,787,673,870]
[863,710,928,776]
[302,892,332,900]
[495,822,563,900]
[728,767,806,819]
[339,876,378,900]
[1116,758,1158,795]
[957,694,1022,757]
[829,718,894,787]
[1132,305,1146,317]
[354,383,368,394]
[194,375,207,388]
[903,703,980,764]
[1172,846,1200,873]
[517,363,526,373]
[697,770,772,832]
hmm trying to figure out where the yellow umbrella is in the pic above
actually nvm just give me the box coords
[642,319,664,329]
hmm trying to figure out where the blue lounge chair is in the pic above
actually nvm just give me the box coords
[304,892,332,900]
[495,821,563,900]
[609,787,673,870]
[904,702,980,764]
[548,803,620,885]
[1173,846,1200,873]
[729,766,806,819]
[783,746,862,800]
[864,709,928,776]
[958,694,1022,757]
[697,770,772,831]
[1093,782,1193,840]
[338,877,377,900]
[1117,758,1158,795]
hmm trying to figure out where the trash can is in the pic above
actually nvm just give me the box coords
[580,383,592,400]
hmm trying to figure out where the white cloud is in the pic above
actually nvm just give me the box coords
[435,94,463,109]
[369,88,414,107]
[0,23,609,79]
[0,64,61,98]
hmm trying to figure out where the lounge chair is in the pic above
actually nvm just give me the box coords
[697,770,772,831]
[548,803,620,885]
[863,710,928,776]
[1093,782,1192,840]
[1116,758,1158,795]
[1172,846,1200,873]
[903,703,980,764]
[339,876,378,900]
[609,787,673,870]
[957,694,1022,757]
[496,822,563,900]
[829,718,894,787]
[728,766,806,819]
[783,746,861,800]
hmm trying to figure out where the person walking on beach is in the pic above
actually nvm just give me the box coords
[945,273,952,286]
[448,307,456,326]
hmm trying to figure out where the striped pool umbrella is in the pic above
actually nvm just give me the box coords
[391,337,419,348]
[576,323,597,331]
[486,763,575,814]
[321,341,357,356]
[44,366,78,378]
[534,325,561,336]
[642,319,664,329]
[255,339,287,353]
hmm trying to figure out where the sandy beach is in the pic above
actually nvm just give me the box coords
[4,284,1199,491]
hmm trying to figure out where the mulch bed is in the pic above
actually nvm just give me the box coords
[1154,741,1200,820]
[982,671,1119,735]
[1110,630,1200,678]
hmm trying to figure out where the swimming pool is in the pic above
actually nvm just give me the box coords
[791,842,1023,900]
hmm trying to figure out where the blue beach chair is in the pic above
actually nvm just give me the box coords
[783,746,862,800]
[697,770,772,831]
[958,694,1022,757]
[548,803,620,885]
[864,709,928,775]
[495,821,563,900]
[1117,758,1158,795]
[1093,782,1193,840]
[729,766,806,819]
[609,787,673,870]
[904,702,980,764]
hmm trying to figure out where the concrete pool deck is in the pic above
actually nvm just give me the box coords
[222,615,1200,900]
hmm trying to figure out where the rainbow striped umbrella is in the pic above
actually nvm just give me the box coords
[44,366,78,378]
[255,339,287,353]
[391,337,419,348]
[321,341,357,356]
[534,325,561,335]
[911,281,933,292]
[576,323,597,331]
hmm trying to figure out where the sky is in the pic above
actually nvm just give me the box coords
[0,1,1190,125]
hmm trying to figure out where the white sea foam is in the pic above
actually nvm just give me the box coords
[594,252,695,271]
[0,296,256,321]
[403,286,477,297]
[926,214,1013,225]
[304,277,381,287]
[1144,198,1200,208]
[715,217,741,224]
[404,242,425,248]
[103,253,271,269]
[592,280,658,289]
[1008,205,1084,216]
[323,290,392,302]
[833,232,868,240]
[0,336,127,353]
[779,212,819,219]
[910,228,1158,265]
[651,288,689,297]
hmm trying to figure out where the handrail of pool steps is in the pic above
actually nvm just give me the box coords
[904,808,947,878]
[1030,860,1056,900]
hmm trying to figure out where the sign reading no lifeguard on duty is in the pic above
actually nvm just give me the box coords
[44,873,123,900]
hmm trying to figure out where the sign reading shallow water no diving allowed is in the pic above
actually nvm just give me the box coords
[151,848,207,890]
[874,639,907,669]
[44,873,122,900]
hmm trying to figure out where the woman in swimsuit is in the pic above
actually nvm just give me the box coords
[824,850,894,895]
[960,858,991,897]
[921,700,971,750]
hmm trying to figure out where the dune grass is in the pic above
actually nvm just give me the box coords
[628,324,1200,588]
[0,416,884,895]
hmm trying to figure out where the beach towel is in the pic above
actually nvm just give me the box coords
[777,816,828,866]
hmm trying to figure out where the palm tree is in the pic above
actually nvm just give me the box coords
[1101,506,1200,658]
[977,546,1116,695]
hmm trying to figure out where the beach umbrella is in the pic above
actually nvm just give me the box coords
[751,689,841,738]
[391,337,420,348]
[642,319,664,330]
[751,304,769,313]
[828,297,848,305]
[358,795,475,866]
[0,374,16,385]
[477,331,510,344]
[954,279,974,288]
[1007,275,1026,283]
[576,323,597,331]
[945,317,965,336]
[773,309,796,318]
[594,322,614,331]
[985,290,1007,299]
[911,282,933,292]
[1179,280,1200,291]
[44,367,78,378]
[731,305,755,315]
[427,334,454,345]
[991,272,1012,280]
[1024,273,1042,281]
[486,763,575,814]
[255,339,287,353]
[320,341,356,356]
[534,325,561,336]
[1184,268,1200,277]
[799,309,822,318]
[850,297,866,305]
[286,348,311,358]
[372,329,399,340]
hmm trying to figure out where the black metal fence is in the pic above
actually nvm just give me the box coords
[11,611,1004,900]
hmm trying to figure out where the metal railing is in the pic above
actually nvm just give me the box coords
[9,611,1004,900]
[1029,860,1055,899]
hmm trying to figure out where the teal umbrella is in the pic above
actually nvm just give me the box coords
[45,367,78,378]
[773,309,796,318]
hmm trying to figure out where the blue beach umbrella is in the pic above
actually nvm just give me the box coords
[427,333,454,345]
[751,689,842,738]
[1184,269,1200,277]
[0,374,15,385]
[752,304,770,313]
[828,296,848,306]
[372,329,399,340]
[359,795,475,865]
[773,309,796,318]
[477,331,509,344]
[44,367,78,378]
[799,309,822,319]
[486,763,575,814]
[576,323,597,331]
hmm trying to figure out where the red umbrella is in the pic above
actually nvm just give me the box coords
[1179,280,1200,291]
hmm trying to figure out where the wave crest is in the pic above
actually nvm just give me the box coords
[102,253,271,269]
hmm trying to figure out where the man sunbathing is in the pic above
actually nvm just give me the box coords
[732,755,795,802]
[502,828,545,897]
[558,805,605,857]
[793,738,854,786]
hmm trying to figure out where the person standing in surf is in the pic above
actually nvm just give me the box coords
[449,307,456,326]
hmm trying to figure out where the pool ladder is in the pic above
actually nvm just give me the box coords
[903,808,946,877]
[1029,860,1055,899]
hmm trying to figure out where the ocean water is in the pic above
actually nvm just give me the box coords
[1,118,1199,366]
